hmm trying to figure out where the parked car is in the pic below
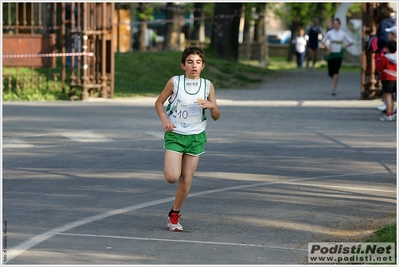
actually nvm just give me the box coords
[267,30,291,45]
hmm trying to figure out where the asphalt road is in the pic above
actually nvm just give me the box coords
[2,70,397,265]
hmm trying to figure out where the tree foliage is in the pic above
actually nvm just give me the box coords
[268,2,336,29]
[347,3,363,17]
[136,3,155,21]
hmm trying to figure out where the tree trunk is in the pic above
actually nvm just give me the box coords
[243,14,252,42]
[164,2,181,51]
[252,5,261,61]
[190,3,204,41]
[138,22,148,51]
[211,3,242,61]
[130,3,138,51]
[137,3,148,51]
[264,4,269,66]
[256,4,267,66]
[242,5,253,59]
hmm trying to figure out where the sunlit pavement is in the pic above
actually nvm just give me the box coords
[2,70,396,265]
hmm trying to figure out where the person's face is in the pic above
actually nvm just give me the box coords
[333,20,340,30]
[313,19,319,26]
[299,29,304,36]
[388,32,396,41]
[181,54,205,79]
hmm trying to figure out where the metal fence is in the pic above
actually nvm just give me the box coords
[2,2,115,100]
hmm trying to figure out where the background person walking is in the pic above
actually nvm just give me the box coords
[321,18,354,96]
[305,17,324,71]
[292,28,308,68]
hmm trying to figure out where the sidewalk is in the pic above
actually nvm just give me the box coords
[216,69,367,101]
[85,69,383,108]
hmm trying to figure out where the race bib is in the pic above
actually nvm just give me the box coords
[175,102,202,123]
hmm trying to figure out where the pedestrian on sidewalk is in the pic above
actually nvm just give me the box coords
[321,18,354,96]
[155,46,220,232]
[376,40,397,121]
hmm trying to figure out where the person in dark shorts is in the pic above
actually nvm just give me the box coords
[305,17,324,71]
[376,40,397,121]
[321,18,354,96]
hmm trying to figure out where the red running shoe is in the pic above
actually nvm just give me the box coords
[167,213,183,232]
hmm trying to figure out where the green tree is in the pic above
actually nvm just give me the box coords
[137,3,155,51]
[187,2,214,42]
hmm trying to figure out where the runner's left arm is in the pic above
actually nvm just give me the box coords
[197,82,220,121]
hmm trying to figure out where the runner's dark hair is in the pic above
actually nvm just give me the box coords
[181,46,205,64]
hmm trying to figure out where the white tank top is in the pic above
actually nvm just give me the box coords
[165,75,210,135]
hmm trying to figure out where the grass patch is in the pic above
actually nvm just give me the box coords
[114,51,183,97]
[364,222,396,243]
[266,56,298,71]
[363,222,397,264]
[113,49,273,97]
